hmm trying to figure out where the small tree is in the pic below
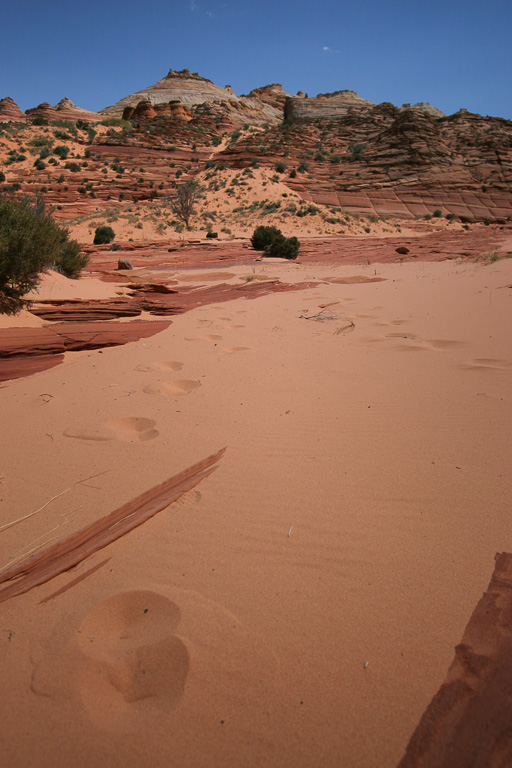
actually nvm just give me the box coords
[93,226,115,244]
[168,181,201,229]
[0,193,88,314]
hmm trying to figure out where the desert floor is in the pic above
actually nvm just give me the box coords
[1,254,511,767]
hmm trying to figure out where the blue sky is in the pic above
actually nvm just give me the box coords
[1,0,511,118]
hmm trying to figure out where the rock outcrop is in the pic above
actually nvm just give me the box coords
[54,97,100,121]
[1,68,511,224]
[0,97,25,121]
[101,68,240,116]
[284,89,374,121]
[398,552,512,768]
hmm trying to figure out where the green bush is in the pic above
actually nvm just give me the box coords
[275,161,286,173]
[100,118,133,130]
[0,171,5,183]
[54,239,89,278]
[93,225,115,244]
[251,225,282,250]
[33,158,46,170]
[0,194,88,313]
[432,209,442,217]
[53,145,69,159]
[206,230,218,239]
[250,226,300,259]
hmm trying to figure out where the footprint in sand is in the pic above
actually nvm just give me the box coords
[143,379,201,396]
[76,591,189,715]
[104,418,160,442]
[422,339,467,351]
[64,417,159,442]
[463,358,512,371]
[385,332,418,340]
[219,347,250,355]
[30,586,278,734]
[30,591,189,730]
[135,361,183,373]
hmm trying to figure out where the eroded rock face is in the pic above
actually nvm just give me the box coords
[284,89,374,120]
[101,69,240,116]
[0,319,171,382]
[53,97,100,121]
[398,552,512,768]
[1,69,511,223]
[0,97,25,121]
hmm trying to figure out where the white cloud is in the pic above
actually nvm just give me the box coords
[322,45,340,54]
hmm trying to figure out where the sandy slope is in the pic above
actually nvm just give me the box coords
[1,258,511,767]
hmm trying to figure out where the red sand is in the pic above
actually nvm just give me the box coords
[1,250,512,767]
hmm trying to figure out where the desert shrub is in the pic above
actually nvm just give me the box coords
[251,225,282,250]
[65,162,80,172]
[250,225,300,259]
[54,239,89,278]
[33,158,46,170]
[31,117,48,126]
[348,143,366,161]
[275,161,286,173]
[206,230,218,239]
[54,130,73,141]
[289,168,297,178]
[100,118,133,130]
[0,194,87,313]
[0,172,5,183]
[93,225,115,244]
[53,145,69,159]
[432,209,442,217]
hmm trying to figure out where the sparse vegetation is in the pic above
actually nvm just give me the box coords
[168,180,201,229]
[0,193,87,313]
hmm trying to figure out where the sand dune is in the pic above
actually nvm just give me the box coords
[1,257,512,766]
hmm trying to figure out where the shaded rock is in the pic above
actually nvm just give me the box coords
[398,552,512,768]
[396,246,410,255]
[117,258,133,270]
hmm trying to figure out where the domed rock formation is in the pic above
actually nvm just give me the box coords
[100,68,240,116]
[0,97,25,121]
[54,97,100,121]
